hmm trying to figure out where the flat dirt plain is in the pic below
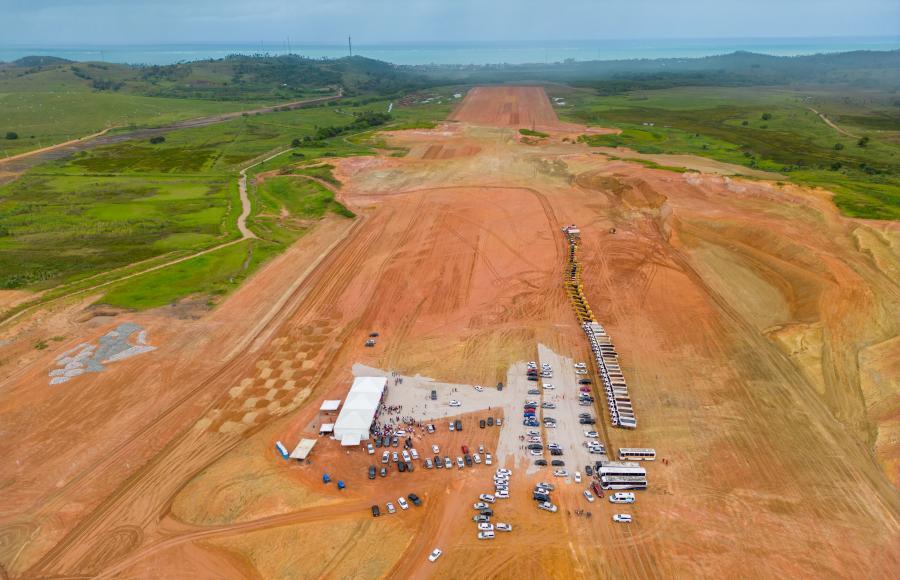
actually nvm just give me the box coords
[0,86,898,579]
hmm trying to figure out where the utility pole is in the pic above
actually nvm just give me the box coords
[348,36,352,57]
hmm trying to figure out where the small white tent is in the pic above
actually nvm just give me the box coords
[333,377,386,444]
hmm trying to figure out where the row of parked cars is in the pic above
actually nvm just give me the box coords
[532,480,558,513]
[474,468,514,539]
[371,493,422,517]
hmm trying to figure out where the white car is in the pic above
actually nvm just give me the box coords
[444,457,453,469]
[392,452,399,462]
[529,449,543,457]
[485,453,493,465]
[495,489,510,499]
[541,402,556,409]
[427,424,435,434]
[382,451,390,463]
[432,444,440,454]
[583,490,595,502]
[496,523,513,532]
[575,369,588,375]
[386,501,396,513]
[536,481,554,490]
[574,362,587,368]
[496,468,511,477]
[478,522,494,531]
[496,418,503,426]
[456,457,465,469]
[428,548,443,562]
[553,469,569,477]
[395,430,406,437]
[575,471,582,483]
[449,400,461,407]
[537,501,558,513]
[613,514,632,523]
[478,444,485,454]
[473,502,489,510]
[543,383,554,390]
[474,385,484,392]
[398,497,409,510]
[609,492,636,504]
[479,494,496,503]
[477,531,495,540]
[449,422,455,432]
[473,453,482,464]
[526,430,540,436]
[402,450,411,462]
[410,448,419,460]
[584,431,599,438]
[367,443,375,454]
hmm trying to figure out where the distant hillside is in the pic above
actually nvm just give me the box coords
[12,55,74,67]
[0,54,437,101]
[411,50,900,94]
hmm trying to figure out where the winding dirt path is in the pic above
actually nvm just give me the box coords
[809,106,860,138]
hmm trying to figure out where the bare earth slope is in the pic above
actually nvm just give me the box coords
[0,87,897,579]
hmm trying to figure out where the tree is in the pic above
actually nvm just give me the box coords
[833,143,844,150]
[741,120,749,126]
[291,138,302,147]
[149,136,166,144]
[761,112,772,121]
[857,136,870,148]
[5,131,18,140]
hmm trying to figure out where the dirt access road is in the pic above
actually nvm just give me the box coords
[0,86,898,579]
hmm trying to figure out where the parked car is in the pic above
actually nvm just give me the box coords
[398,497,409,510]
[534,459,548,466]
[478,522,494,531]
[449,400,461,407]
[392,452,399,463]
[374,438,382,448]
[456,457,465,469]
[455,420,462,431]
[473,502,489,510]
[585,465,593,477]
[496,523,512,532]
[613,514,632,523]
[485,453,493,465]
[496,418,502,426]
[496,489,510,499]
[444,456,452,469]
[372,505,380,517]
[584,431,599,438]
[380,467,387,477]
[473,453,482,464]
[427,423,435,434]
[424,458,433,469]
[405,461,414,472]
[402,450,411,462]
[575,471,582,483]
[533,492,550,502]
[479,419,486,429]
[408,493,422,506]
[487,417,494,427]
[553,469,569,477]
[386,501,396,514]
[537,502,558,513]
[477,531,495,540]
[434,455,442,468]
[551,460,565,467]
[449,421,455,432]
[398,461,407,473]
[462,445,469,454]
[367,443,375,454]
[410,448,419,460]
[432,444,440,454]
[368,466,376,479]
[464,454,473,466]
[473,515,490,523]
[479,494,496,503]
[583,490,595,502]
[382,451,389,464]
[428,548,442,562]
[609,492,636,504]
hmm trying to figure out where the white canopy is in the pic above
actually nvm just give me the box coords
[289,438,317,460]
[341,434,362,446]
[332,376,387,444]
[319,423,335,434]
[320,400,341,412]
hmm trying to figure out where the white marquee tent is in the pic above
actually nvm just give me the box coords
[333,376,387,445]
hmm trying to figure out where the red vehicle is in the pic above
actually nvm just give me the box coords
[462,445,469,454]
[591,481,602,496]
[580,386,591,393]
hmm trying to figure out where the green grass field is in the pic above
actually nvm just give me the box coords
[0,87,454,313]
[557,86,900,219]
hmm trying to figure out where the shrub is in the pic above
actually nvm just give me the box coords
[149,136,166,144]
[761,112,772,121]
[5,131,18,140]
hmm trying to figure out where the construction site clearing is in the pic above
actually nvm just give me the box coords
[0,86,897,579]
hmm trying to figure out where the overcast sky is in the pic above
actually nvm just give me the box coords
[2,0,898,45]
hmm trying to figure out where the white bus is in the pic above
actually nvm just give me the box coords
[618,448,656,461]
[600,475,647,490]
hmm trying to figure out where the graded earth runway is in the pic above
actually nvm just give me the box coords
[0,86,898,579]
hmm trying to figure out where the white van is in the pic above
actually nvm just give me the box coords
[477,531,495,540]
[609,492,636,504]
[612,514,632,523]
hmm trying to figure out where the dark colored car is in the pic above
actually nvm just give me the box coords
[550,449,563,456]
[405,437,413,449]
[372,505,380,517]
[380,467,387,477]
[398,461,407,473]
[464,454,473,466]
[527,376,538,381]
[406,461,414,472]
[479,509,494,517]
[479,419,486,429]
[551,459,565,467]
[527,444,543,450]
[374,438,382,448]
[455,420,462,431]
[534,459,548,466]
[368,465,376,479]
[431,390,437,401]
[527,389,540,395]
[408,493,422,506]
[585,465,593,477]
[592,481,602,496]
[578,378,592,384]
[487,417,494,427]
[533,492,550,502]
[579,418,596,425]
[434,455,442,468]
[392,436,399,447]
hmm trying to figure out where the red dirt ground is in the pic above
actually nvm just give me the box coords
[0,86,897,579]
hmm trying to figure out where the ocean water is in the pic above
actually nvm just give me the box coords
[1,37,898,66]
